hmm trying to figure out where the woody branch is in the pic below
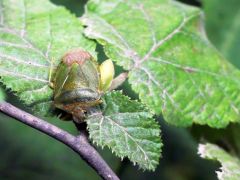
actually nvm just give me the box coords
[0,101,119,180]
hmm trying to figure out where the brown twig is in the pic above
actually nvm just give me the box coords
[0,101,119,180]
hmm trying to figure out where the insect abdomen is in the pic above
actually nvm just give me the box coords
[55,88,100,105]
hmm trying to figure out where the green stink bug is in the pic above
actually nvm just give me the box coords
[52,49,114,123]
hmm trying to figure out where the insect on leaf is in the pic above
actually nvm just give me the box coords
[0,0,96,115]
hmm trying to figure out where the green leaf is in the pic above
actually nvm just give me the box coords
[86,91,162,170]
[0,87,5,102]
[0,0,96,115]
[82,0,240,128]
[198,143,240,180]
[203,0,240,68]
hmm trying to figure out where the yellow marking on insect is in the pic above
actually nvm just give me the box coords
[99,59,115,92]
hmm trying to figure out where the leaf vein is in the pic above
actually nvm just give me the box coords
[21,0,27,37]
[105,116,151,164]
[135,11,201,67]
[0,54,49,68]
[0,27,49,62]
[0,70,48,83]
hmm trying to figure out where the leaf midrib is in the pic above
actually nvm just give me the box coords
[106,116,152,164]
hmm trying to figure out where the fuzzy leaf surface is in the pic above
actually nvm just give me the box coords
[86,91,162,170]
[82,0,240,128]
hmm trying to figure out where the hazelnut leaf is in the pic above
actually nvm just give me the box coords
[82,0,240,128]
[86,91,162,171]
